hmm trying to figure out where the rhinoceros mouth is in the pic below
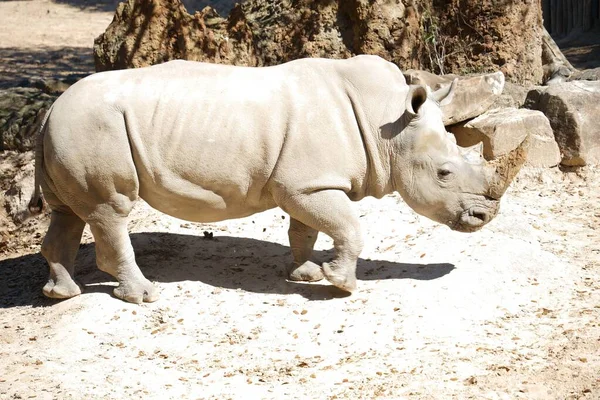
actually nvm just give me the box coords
[452,205,497,233]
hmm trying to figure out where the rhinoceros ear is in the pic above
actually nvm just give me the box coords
[459,142,485,164]
[430,78,458,106]
[405,85,428,117]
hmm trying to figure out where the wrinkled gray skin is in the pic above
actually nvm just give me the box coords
[29,55,527,303]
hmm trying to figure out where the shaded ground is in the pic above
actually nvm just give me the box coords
[0,0,113,88]
[0,47,93,89]
[557,28,600,69]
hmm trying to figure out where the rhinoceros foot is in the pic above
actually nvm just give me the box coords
[287,261,324,282]
[42,278,82,299]
[322,262,357,293]
[113,280,160,304]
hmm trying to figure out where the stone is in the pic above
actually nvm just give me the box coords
[3,160,35,224]
[541,27,576,84]
[404,70,505,125]
[94,0,546,85]
[529,81,600,166]
[569,67,600,82]
[523,86,547,109]
[449,108,561,168]
[490,82,532,109]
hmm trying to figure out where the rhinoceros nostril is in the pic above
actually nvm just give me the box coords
[472,210,488,223]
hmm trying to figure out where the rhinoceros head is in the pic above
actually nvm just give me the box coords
[391,81,528,233]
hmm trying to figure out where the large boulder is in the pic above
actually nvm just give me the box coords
[404,69,505,125]
[489,81,533,110]
[94,0,546,85]
[449,108,561,168]
[528,81,600,166]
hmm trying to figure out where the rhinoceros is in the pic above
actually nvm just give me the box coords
[29,55,528,303]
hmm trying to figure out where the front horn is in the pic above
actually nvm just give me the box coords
[485,135,531,199]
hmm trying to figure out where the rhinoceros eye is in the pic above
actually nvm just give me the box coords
[438,168,452,178]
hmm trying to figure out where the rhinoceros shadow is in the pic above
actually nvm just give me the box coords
[0,232,454,308]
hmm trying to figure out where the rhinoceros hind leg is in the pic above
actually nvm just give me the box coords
[277,190,363,292]
[287,218,323,282]
[88,212,159,304]
[41,209,85,299]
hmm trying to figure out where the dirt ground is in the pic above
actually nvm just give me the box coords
[1,1,600,399]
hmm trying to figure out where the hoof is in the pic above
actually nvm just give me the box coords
[322,262,357,293]
[43,278,82,299]
[113,279,160,304]
[288,261,324,282]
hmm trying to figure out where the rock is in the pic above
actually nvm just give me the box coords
[529,81,600,166]
[449,108,561,168]
[94,0,546,85]
[404,70,504,125]
[523,86,547,110]
[1,151,40,229]
[0,87,57,152]
[543,63,572,85]
[541,27,576,84]
[490,82,532,109]
[3,161,36,224]
[569,67,600,82]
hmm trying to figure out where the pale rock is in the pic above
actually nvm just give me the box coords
[490,82,532,109]
[568,67,600,82]
[529,81,600,166]
[449,108,561,168]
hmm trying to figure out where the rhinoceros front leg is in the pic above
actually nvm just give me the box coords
[278,190,363,292]
[287,218,323,282]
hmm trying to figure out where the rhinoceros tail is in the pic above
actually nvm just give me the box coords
[28,105,53,215]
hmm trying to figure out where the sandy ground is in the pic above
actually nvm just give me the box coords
[1,1,600,399]
[0,0,115,88]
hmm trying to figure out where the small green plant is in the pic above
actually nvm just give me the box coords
[421,8,448,74]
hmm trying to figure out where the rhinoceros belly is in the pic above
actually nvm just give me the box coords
[137,168,278,223]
